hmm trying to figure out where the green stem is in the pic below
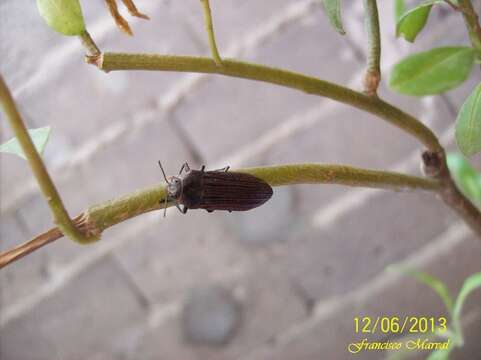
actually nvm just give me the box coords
[363,0,381,95]
[200,0,222,66]
[89,53,442,152]
[88,163,439,231]
[79,30,101,56]
[0,163,439,268]
[458,0,481,55]
[0,75,98,244]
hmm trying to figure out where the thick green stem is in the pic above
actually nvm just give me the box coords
[0,75,98,244]
[363,0,381,95]
[200,0,222,66]
[89,164,439,231]
[0,163,439,268]
[89,53,442,152]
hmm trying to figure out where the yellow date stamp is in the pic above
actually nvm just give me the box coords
[354,316,447,334]
[348,316,451,354]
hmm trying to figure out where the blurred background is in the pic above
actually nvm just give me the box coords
[1,0,481,359]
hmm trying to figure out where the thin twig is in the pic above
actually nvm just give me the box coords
[0,74,97,244]
[444,0,460,11]
[0,164,440,269]
[363,0,381,96]
[79,31,101,56]
[88,53,442,152]
[200,0,223,66]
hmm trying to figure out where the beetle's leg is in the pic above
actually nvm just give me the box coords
[120,0,150,19]
[207,209,214,213]
[182,206,189,214]
[174,203,183,214]
[200,165,206,172]
[160,196,169,218]
[179,163,187,175]
[212,166,229,172]
[179,162,191,175]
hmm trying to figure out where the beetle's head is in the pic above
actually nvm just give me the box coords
[166,176,183,199]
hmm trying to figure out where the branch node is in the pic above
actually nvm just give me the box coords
[85,54,106,72]
[421,150,444,178]
[363,70,380,96]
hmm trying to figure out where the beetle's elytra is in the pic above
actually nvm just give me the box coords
[159,162,273,215]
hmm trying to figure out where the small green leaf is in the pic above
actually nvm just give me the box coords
[390,47,476,96]
[453,272,481,321]
[396,1,440,42]
[37,0,86,36]
[427,348,452,360]
[394,0,406,22]
[0,127,51,160]
[447,153,481,207]
[455,83,481,156]
[321,0,345,35]
[390,266,454,315]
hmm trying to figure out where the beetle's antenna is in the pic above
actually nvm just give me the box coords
[158,161,170,184]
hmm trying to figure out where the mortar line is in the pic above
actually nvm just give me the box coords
[0,0,453,328]
[0,73,448,328]
[1,0,318,215]
[11,1,165,98]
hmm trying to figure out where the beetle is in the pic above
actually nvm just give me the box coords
[158,161,273,216]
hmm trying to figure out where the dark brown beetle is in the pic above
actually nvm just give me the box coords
[158,162,273,215]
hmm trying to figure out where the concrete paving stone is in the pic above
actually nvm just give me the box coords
[1,114,192,319]
[271,190,457,303]
[182,284,242,346]
[0,0,67,90]
[0,256,147,360]
[261,86,453,218]
[222,185,300,246]
[113,210,253,304]
[174,12,362,164]
[244,232,481,360]
[115,265,307,360]
[0,0,199,206]
[6,115,193,302]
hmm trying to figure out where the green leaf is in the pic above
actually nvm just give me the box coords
[396,1,441,42]
[394,0,406,22]
[37,0,86,36]
[447,153,481,207]
[321,0,345,35]
[427,348,452,360]
[389,47,476,96]
[0,127,51,160]
[453,272,481,321]
[390,266,454,315]
[455,83,481,156]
